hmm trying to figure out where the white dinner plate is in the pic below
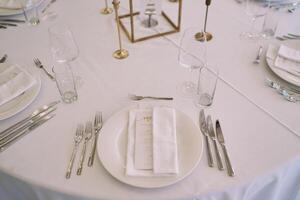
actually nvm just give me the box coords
[266,44,300,87]
[0,0,44,16]
[0,64,41,120]
[97,105,203,188]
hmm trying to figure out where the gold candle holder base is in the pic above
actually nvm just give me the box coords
[113,49,129,59]
[168,0,178,2]
[194,32,213,42]
[101,7,113,14]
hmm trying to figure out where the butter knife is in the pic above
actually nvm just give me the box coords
[199,110,213,167]
[207,115,224,171]
[216,120,235,176]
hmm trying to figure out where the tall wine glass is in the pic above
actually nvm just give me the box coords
[49,24,79,63]
[241,0,269,39]
[178,27,207,98]
[48,24,81,84]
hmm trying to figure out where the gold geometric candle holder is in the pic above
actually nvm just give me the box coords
[117,0,182,43]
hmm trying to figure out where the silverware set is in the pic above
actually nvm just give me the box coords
[199,110,235,176]
[276,33,300,41]
[33,58,55,81]
[0,101,59,152]
[65,112,103,179]
[128,94,173,101]
[0,19,25,29]
[265,78,300,102]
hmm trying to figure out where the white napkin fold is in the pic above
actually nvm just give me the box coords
[152,107,178,174]
[0,0,25,9]
[0,64,36,107]
[126,107,178,176]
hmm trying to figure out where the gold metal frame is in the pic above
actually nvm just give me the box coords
[118,0,182,43]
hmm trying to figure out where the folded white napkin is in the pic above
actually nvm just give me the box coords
[126,107,178,176]
[152,107,178,174]
[278,45,300,63]
[0,64,37,107]
[267,45,300,77]
[0,0,25,9]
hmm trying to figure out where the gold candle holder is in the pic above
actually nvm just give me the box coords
[195,0,213,42]
[101,0,113,15]
[112,0,129,59]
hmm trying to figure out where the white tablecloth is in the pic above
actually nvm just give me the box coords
[0,0,300,199]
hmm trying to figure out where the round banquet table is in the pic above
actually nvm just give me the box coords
[1,0,300,199]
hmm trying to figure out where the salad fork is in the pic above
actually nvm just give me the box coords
[88,112,103,167]
[77,122,93,175]
[33,58,55,80]
[65,124,84,179]
[129,94,173,101]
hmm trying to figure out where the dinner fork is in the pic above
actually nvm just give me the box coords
[77,122,93,175]
[33,58,55,81]
[88,112,103,167]
[129,94,173,101]
[65,124,84,179]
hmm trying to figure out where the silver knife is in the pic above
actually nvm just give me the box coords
[0,101,60,140]
[0,114,55,152]
[207,115,224,171]
[199,110,214,167]
[0,19,25,23]
[0,22,17,27]
[216,120,235,177]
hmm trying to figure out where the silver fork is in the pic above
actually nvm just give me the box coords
[77,122,93,175]
[88,112,103,167]
[65,124,84,179]
[33,58,55,81]
[129,93,173,101]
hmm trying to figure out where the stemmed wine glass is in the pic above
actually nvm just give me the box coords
[178,27,207,98]
[48,23,81,81]
[241,0,269,40]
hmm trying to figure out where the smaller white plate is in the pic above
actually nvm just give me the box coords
[0,0,44,16]
[97,105,203,188]
[266,44,300,87]
[0,64,41,120]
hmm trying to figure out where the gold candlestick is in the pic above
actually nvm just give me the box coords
[195,0,213,42]
[101,0,113,15]
[112,0,129,59]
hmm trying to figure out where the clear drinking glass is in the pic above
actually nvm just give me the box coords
[178,27,207,98]
[52,64,78,103]
[261,6,281,39]
[241,0,269,40]
[194,65,219,107]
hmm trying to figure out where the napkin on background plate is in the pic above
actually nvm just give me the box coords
[0,0,25,9]
[126,107,179,176]
[0,64,37,107]
[267,44,300,77]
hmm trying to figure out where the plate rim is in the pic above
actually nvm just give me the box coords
[266,44,300,87]
[0,0,44,17]
[97,105,203,189]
